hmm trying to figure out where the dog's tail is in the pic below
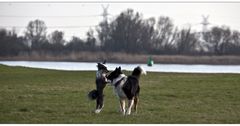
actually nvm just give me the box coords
[87,89,99,100]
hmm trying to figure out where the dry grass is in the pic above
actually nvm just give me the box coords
[1,52,240,65]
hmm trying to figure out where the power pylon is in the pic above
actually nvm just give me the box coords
[201,15,210,33]
[101,4,110,22]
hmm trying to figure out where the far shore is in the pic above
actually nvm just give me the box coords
[1,52,240,65]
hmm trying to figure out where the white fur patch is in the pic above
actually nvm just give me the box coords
[96,70,107,79]
[114,81,127,99]
[111,74,126,86]
[139,66,147,75]
[96,70,102,78]
[110,74,128,99]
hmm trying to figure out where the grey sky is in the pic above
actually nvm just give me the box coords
[1,2,240,40]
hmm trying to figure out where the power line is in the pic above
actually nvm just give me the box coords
[0,25,98,29]
[3,1,240,3]
[0,15,102,18]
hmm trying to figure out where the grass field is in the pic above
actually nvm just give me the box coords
[0,64,240,123]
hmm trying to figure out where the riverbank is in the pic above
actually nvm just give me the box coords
[1,52,240,65]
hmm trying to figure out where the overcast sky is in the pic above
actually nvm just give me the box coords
[1,1,240,40]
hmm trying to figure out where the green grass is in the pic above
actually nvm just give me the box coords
[0,64,240,123]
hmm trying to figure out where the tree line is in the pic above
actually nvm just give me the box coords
[1,8,240,57]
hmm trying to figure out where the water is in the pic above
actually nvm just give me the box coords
[1,61,240,74]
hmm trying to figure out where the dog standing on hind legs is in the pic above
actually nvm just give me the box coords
[107,66,146,115]
[88,61,110,114]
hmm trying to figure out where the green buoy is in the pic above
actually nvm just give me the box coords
[147,56,154,66]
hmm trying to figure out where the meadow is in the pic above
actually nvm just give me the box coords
[0,64,240,123]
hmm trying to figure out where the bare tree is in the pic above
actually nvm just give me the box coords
[176,28,198,54]
[208,26,232,55]
[96,20,111,49]
[153,16,175,53]
[49,30,65,45]
[105,9,144,53]
[0,28,27,56]
[139,17,156,53]
[86,29,97,51]
[65,36,85,52]
[25,19,47,49]
[223,30,240,55]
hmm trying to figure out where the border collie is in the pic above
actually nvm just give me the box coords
[107,66,146,115]
[88,61,110,113]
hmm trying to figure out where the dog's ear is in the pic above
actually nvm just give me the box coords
[118,66,121,70]
[102,60,106,64]
[96,63,100,68]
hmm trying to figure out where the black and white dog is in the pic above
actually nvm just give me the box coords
[88,61,110,113]
[107,66,146,115]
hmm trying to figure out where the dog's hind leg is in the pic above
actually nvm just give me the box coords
[133,96,139,113]
[126,99,134,115]
[95,94,104,113]
[119,99,126,115]
[94,81,106,114]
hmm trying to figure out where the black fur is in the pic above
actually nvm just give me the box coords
[95,77,107,109]
[106,67,123,82]
[97,63,109,73]
[88,61,109,112]
[88,89,98,100]
[132,66,143,78]
[107,66,143,100]
[122,76,140,100]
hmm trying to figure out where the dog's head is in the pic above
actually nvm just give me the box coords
[132,66,147,77]
[106,66,122,82]
[97,62,109,73]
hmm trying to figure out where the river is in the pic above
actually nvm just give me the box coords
[1,61,240,74]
